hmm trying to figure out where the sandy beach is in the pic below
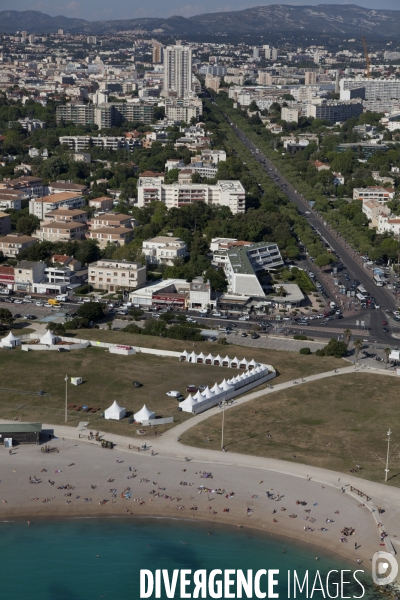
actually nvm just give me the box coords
[0,425,394,570]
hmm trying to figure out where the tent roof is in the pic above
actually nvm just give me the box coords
[2,331,20,342]
[179,394,197,408]
[134,404,155,421]
[40,330,57,344]
[107,400,125,412]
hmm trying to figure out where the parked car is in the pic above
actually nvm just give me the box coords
[133,381,142,388]
[186,384,198,393]
[241,332,248,337]
[14,313,21,319]
[251,333,260,339]
[166,390,181,398]
[58,348,70,353]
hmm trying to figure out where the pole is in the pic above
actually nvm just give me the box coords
[221,403,225,450]
[65,374,68,423]
[385,429,392,482]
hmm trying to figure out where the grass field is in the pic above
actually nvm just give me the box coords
[180,373,400,487]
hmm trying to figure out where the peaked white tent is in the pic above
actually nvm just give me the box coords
[188,351,197,363]
[205,353,214,365]
[222,355,231,367]
[134,404,155,423]
[213,354,222,366]
[180,350,189,362]
[196,352,205,363]
[202,386,214,399]
[220,379,233,391]
[40,330,57,345]
[179,394,197,412]
[105,400,126,420]
[193,390,204,401]
[1,331,21,347]
[211,383,223,395]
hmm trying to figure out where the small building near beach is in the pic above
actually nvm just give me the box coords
[0,422,42,445]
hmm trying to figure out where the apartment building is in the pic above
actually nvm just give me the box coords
[34,221,87,242]
[362,200,391,228]
[43,208,88,224]
[137,177,246,214]
[377,215,400,235]
[281,107,299,123]
[0,213,11,236]
[48,182,88,195]
[165,97,202,122]
[142,236,188,266]
[88,197,114,211]
[0,233,37,257]
[304,71,317,85]
[29,192,85,219]
[353,187,395,203]
[56,101,154,128]
[88,259,146,292]
[0,190,27,211]
[87,227,134,249]
[59,135,142,152]
[205,75,220,93]
[14,260,46,292]
[163,43,192,97]
[306,99,363,123]
[90,214,132,230]
[56,103,94,126]
[340,78,400,102]
[224,242,284,296]
[0,175,43,198]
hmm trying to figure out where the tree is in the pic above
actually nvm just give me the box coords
[75,240,101,266]
[46,322,66,335]
[0,308,14,326]
[315,253,334,268]
[323,338,347,358]
[353,338,363,360]
[77,302,104,322]
[343,328,352,346]
[16,214,40,236]
[384,347,391,369]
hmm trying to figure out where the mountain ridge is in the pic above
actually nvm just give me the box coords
[1,5,400,38]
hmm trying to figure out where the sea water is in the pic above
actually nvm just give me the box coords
[0,518,379,600]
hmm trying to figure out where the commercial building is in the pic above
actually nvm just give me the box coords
[88,259,146,292]
[224,242,283,296]
[306,99,363,123]
[0,234,37,258]
[128,277,213,311]
[14,260,46,291]
[137,176,246,214]
[0,265,15,290]
[353,186,395,203]
[164,42,192,97]
[29,192,85,220]
[142,236,188,266]
[0,423,41,445]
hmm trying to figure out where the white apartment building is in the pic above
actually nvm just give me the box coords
[142,236,188,266]
[353,187,395,203]
[163,42,192,98]
[88,259,146,293]
[29,192,85,219]
[362,200,391,229]
[340,78,400,102]
[165,97,202,122]
[224,242,284,296]
[59,136,142,152]
[0,233,37,257]
[281,107,299,123]
[137,177,246,214]
[306,99,363,123]
[377,215,400,235]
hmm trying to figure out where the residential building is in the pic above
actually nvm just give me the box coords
[51,255,82,271]
[34,221,87,242]
[281,107,299,123]
[362,200,391,228]
[60,134,143,152]
[43,208,88,224]
[137,178,246,214]
[340,78,400,102]
[0,190,27,211]
[88,259,146,292]
[152,44,163,64]
[142,236,188,265]
[48,182,88,195]
[0,265,15,290]
[87,227,134,249]
[0,213,11,236]
[305,71,317,85]
[89,196,114,211]
[57,102,154,128]
[163,42,192,97]
[353,187,395,203]
[14,260,46,291]
[29,192,85,219]
[0,233,37,258]
[165,97,202,122]
[56,103,95,126]
[0,176,43,198]
[336,143,389,158]
[90,213,133,230]
[205,74,220,93]
[224,242,283,296]
[377,215,400,235]
[257,72,273,85]
[306,99,363,123]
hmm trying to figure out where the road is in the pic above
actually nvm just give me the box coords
[220,108,400,343]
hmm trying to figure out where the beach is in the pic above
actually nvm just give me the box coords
[0,424,395,569]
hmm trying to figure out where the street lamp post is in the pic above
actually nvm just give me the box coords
[221,402,225,451]
[385,429,392,482]
[65,374,68,423]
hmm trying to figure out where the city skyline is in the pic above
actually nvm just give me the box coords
[3,0,400,21]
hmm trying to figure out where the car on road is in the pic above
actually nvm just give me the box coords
[212,312,222,317]
[241,332,248,337]
[36,302,44,307]
[383,327,389,333]
[14,299,23,304]
[251,333,260,339]
[238,315,249,321]
[14,313,21,318]
[382,320,388,325]
[44,303,53,308]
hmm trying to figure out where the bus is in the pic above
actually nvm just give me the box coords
[357,284,367,295]
[356,293,366,303]
[373,275,384,287]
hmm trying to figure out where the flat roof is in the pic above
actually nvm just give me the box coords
[227,242,280,275]
[0,423,41,433]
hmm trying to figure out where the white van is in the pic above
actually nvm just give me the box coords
[56,294,68,302]
[330,302,337,309]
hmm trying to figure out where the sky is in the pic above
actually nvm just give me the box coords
[2,0,400,20]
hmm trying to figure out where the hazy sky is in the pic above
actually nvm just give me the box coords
[3,0,400,20]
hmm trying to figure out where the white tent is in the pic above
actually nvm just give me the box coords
[105,400,127,420]
[180,350,189,362]
[1,331,21,347]
[133,404,154,423]
[205,353,214,364]
[211,382,223,395]
[248,359,258,369]
[230,356,240,367]
[179,394,197,412]
[193,390,204,401]
[188,351,198,363]
[239,358,250,369]
[201,386,214,399]
[222,355,231,367]
[213,354,222,365]
[220,379,233,391]
[196,352,205,363]
[40,330,57,345]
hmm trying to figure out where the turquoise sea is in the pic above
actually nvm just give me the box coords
[0,518,378,600]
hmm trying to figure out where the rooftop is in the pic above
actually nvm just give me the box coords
[32,192,83,203]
